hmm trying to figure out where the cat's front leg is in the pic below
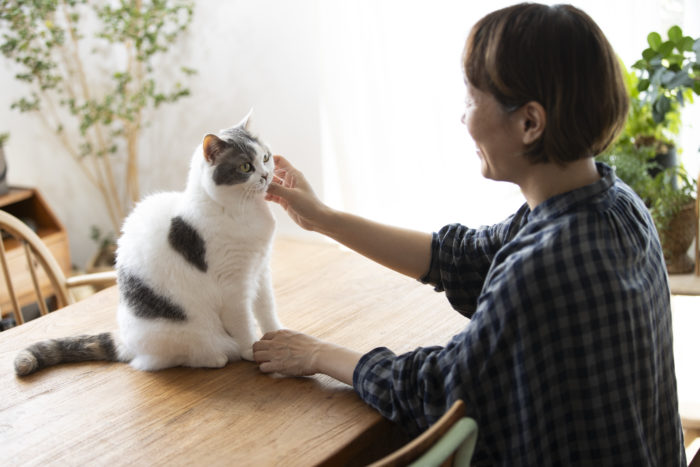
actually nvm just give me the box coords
[221,304,257,361]
[254,267,283,334]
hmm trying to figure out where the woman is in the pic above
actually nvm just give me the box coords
[253,3,685,465]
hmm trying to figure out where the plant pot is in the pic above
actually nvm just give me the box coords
[661,201,696,274]
[648,146,678,189]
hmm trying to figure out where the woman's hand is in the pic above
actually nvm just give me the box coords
[253,329,322,376]
[266,156,332,233]
[267,155,432,281]
[253,329,361,385]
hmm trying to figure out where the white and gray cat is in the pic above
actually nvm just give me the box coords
[15,113,282,376]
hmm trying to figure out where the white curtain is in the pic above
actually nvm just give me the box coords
[316,0,699,232]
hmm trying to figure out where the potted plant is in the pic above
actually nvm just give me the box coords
[600,25,699,273]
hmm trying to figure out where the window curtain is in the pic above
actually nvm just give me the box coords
[316,0,699,232]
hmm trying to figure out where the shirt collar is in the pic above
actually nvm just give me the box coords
[528,162,616,221]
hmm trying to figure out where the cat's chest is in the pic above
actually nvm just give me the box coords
[199,212,274,267]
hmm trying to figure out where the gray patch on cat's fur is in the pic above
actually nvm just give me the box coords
[220,127,262,148]
[119,271,188,321]
[168,216,207,272]
[212,150,255,186]
[14,332,118,376]
[213,128,264,186]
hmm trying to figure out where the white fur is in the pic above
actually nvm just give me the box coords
[115,122,281,371]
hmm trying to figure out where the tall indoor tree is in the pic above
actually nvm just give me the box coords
[0,0,195,235]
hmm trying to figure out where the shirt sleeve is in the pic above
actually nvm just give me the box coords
[419,205,530,317]
[352,298,506,437]
[353,254,524,436]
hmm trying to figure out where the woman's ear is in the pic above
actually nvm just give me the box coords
[517,101,546,145]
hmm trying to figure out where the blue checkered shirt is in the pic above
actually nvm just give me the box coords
[353,163,685,466]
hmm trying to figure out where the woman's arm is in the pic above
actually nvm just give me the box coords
[266,156,432,280]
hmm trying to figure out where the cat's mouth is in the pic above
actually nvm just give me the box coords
[251,177,270,193]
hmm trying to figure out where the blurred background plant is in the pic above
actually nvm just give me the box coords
[0,0,196,240]
[599,25,699,273]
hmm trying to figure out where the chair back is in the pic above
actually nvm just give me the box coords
[409,417,477,467]
[0,209,71,325]
[370,400,478,467]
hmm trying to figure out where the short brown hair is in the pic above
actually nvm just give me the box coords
[463,3,629,164]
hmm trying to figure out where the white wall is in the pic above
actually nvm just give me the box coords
[0,0,323,267]
[0,0,698,267]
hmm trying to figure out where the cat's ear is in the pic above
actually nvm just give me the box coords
[235,108,253,131]
[202,133,227,164]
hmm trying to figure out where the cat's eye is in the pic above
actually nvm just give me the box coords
[263,153,271,163]
[240,162,252,173]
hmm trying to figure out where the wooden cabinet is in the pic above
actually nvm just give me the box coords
[0,187,71,318]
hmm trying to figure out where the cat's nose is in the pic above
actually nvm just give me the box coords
[261,173,269,181]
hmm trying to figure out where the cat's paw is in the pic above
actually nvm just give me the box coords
[130,355,171,371]
[240,347,254,361]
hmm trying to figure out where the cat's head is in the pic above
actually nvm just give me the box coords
[196,111,274,203]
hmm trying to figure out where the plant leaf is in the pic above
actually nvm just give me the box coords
[652,95,671,123]
[648,32,662,51]
[680,36,695,52]
[661,69,676,85]
[658,40,674,57]
[664,70,694,88]
[638,78,650,92]
[668,25,682,43]
[642,47,656,61]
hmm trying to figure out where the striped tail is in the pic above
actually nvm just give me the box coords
[14,332,121,377]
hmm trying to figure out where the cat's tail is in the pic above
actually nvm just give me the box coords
[14,332,128,377]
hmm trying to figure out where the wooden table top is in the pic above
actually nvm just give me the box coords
[0,238,468,466]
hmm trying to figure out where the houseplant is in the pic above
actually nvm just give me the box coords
[600,25,699,273]
[0,0,195,253]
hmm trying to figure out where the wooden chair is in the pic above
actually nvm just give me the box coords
[0,209,116,326]
[370,400,478,467]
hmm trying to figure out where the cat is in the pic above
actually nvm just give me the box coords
[14,112,282,376]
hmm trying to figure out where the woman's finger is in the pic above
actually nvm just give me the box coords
[259,361,279,374]
[253,351,270,364]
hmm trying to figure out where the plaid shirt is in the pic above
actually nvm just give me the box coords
[353,163,685,466]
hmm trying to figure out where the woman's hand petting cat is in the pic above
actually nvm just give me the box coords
[265,155,332,233]
[253,329,322,376]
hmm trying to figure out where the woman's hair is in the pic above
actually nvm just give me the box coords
[463,3,629,164]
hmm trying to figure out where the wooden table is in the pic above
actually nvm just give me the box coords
[0,238,468,466]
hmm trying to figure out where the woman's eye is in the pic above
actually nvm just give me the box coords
[263,153,271,163]
[240,162,252,173]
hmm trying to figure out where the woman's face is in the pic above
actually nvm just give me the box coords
[461,84,526,183]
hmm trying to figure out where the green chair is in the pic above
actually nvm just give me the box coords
[409,417,477,467]
[370,400,478,467]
